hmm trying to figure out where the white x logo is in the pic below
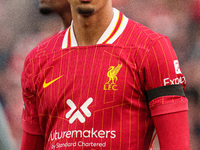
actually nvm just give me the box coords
[65,98,93,124]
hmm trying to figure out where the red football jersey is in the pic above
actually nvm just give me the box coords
[21,8,188,150]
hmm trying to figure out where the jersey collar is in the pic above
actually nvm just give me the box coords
[62,8,128,49]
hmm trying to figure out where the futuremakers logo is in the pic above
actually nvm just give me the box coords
[66,98,93,124]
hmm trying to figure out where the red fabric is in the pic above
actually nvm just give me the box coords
[153,111,190,150]
[21,9,189,149]
[20,131,44,150]
[149,96,188,117]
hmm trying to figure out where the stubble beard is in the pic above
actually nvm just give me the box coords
[77,7,94,16]
[39,7,53,15]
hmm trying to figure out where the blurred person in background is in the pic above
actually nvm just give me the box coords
[20,0,190,149]
[38,0,72,29]
[0,0,72,149]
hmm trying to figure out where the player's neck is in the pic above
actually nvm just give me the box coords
[72,7,113,46]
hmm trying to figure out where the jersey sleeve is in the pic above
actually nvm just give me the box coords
[21,131,44,150]
[141,37,188,116]
[21,53,42,135]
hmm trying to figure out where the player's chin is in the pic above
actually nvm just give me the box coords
[76,7,94,17]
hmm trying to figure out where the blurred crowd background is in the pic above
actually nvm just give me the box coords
[0,0,200,149]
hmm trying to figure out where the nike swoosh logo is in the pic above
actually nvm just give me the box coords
[43,75,64,88]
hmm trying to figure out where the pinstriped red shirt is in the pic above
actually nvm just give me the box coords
[21,8,188,150]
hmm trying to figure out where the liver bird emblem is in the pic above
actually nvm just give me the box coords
[106,63,123,84]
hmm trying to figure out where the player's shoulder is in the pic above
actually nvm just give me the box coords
[26,29,67,60]
[123,19,168,47]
